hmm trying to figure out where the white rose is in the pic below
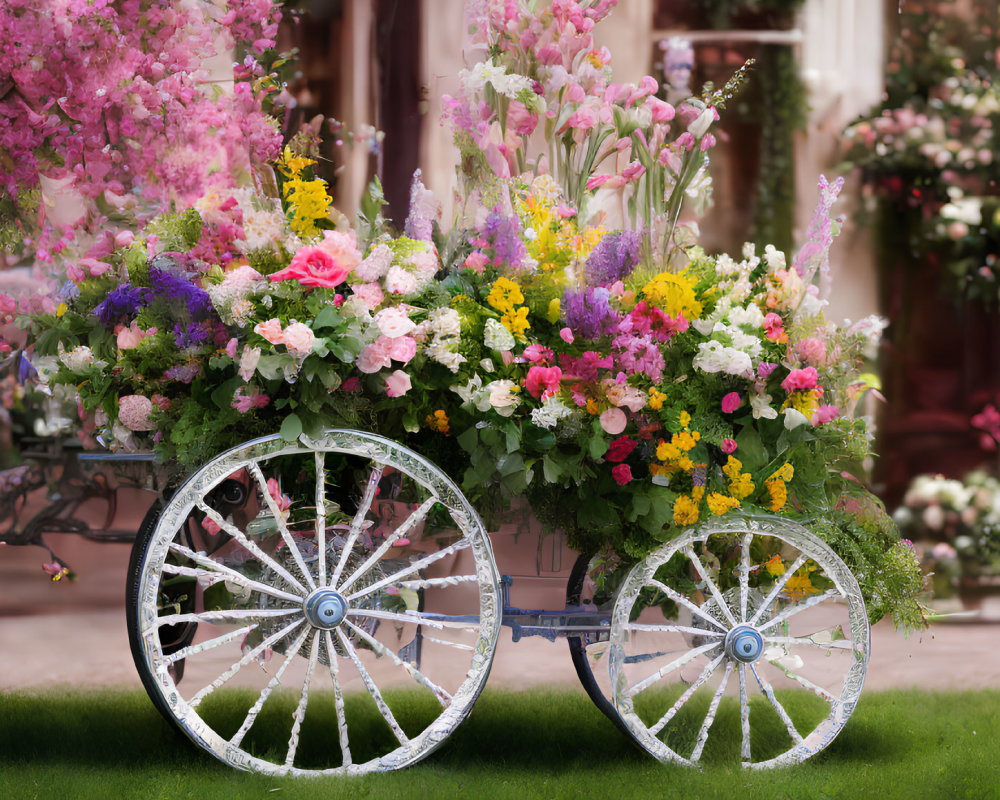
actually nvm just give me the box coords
[59,345,96,372]
[484,379,520,417]
[751,392,778,420]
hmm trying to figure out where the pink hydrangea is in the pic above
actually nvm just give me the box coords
[796,337,827,366]
[118,394,154,431]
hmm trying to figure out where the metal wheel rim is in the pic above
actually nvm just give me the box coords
[133,429,501,776]
[609,513,870,769]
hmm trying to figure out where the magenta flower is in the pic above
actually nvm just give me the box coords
[721,392,741,413]
[721,438,738,454]
[525,365,563,399]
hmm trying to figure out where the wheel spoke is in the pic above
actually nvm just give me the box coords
[625,622,726,637]
[158,608,300,628]
[689,661,732,763]
[739,663,751,763]
[748,553,807,626]
[343,619,452,706]
[749,663,803,745]
[757,589,840,633]
[191,506,308,596]
[336,495,438,595]
[163,624,256,666]
[649,652,725,735]
[249,463,317,592]
[344,539,471,602]
[189,617,306,707]
[739,533,752,623]
[624,640,722,699]
[648,578,728,632]
[323,631,352,767]
[163,551,303,605]
[422,634,475,651]
[315,451,327,587]
[329,463,384,588]
[230,625,312,748]
[684,547,737,627]
[336,628,410,746]
[764,634,855,651]
[765,658,837,704]
[285,630,321,768]
[347,607,481,632]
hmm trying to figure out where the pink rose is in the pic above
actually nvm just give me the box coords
[507,99,538,136]
[721,438,738,454]
[721,392,741,413]
[270,245,351,289]
[464,251,489,274]
[254,318,285,345]
[385,369,412,397]
[796,337,827,366]
[525,365,563,399]
[316,229,363,270]
[281,322,315,358]
[350,282,384,310]
[386,335,417,364]
[357,339,393,373]
[781,366,820,393]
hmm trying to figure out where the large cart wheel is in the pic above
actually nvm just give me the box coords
[128,430,501,776]
[609,514,869,769]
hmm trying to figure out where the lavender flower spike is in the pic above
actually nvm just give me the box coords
[404,169,441,243]
[586,230,642,285]
[792,174,845,300]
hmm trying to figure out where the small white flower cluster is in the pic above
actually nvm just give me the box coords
[206,265,265,327]
[355,241,439,297]
[413,307,466,373]
[530,394,576,430]
[462,59,534,99]
[450,374,520,417]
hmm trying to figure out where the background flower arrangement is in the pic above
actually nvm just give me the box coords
[13,0,925,630]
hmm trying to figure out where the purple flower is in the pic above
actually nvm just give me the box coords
[94,283,145,329]
[482,209,527,269]
[173,321,213,349]
[612,332,664,381]
[585,231,642,285]
[164,362,202,383]
[148,268,212,320]
[562,287,621,340]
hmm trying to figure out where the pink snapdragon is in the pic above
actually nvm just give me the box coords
[763,312,787,343]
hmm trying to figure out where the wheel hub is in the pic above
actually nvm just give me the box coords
[303,588,348,629]
[724,624,764,663]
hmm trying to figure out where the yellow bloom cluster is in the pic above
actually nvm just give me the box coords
[655,428,700,472]
[487,277,530,340]
[782,389,821,419]
[784,563,820,600]
[642,269,703,320]
[765,462,794,512]
[425,409,450,435]
[722,455,755,500]
[647,388,667,411]
[277,147,332,238]
[707,492,741,516]
[673,487,705,526]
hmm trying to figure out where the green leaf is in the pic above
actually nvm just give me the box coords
[457,426,478,453]
[542,455,563,483]
[735,427,768,472]
[210,377,242,410]
[313,305,342,331]
[280,413,303,441]
[498,452,524,477]
[589,436,608,460]
[504,421,520,454]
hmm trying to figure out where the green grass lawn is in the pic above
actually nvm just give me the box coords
[1,687,998,800]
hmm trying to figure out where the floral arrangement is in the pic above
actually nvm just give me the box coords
[894,471,1000,597]
[840,5,1000,303]
[14,0,925,630]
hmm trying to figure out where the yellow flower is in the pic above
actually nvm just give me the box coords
[643,269,703,320]
[784,566,820,601]
[55,303,67,317]
[648,389,667,411]
[707,492,740,516]
[673,430,700,452]
[691,485,705,501]
[283,175,332,237]
[782,389,820,419]
[722,456,744,480]
[277,146,316,178]
[673,495,700,526]
[679,410,691,429]
[723,456,755,499]
[586,398,599,415]
[765,477,788,512]
[547,298,561,323]
[771,462,794,482]
[487,276,524,313]
[657,440,680,461]
[501,305,531,340]
[763,554,785,577]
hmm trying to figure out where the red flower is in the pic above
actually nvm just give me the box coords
[605,436,637,463]
[721,438,737,454]
[612,464,633,485]
[525,365,563,399]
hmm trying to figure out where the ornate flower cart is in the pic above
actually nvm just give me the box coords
[5,0,919,780]
[104,427,865,775]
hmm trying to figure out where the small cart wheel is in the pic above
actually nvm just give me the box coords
[609,514,869,769]
[129,430,501,776]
